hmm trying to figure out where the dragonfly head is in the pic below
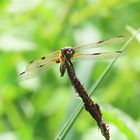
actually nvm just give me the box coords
[61,46,75,59]
[60,47,75,77]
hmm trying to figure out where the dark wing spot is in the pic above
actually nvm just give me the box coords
[116,51,123,53]
[92,52,101,55]
[20,71,25,75]
[41,56,45,60]
[98,40,104,43]
[56,60,60,63]
[29,60,34,64]
[39,65,44,67]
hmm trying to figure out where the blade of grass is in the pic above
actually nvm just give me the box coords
[54,29,140,140]
[54,102,84,140]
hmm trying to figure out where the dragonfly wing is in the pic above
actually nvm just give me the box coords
[73,36,127,50]
[26,50,60,71]
[72,51,124,61]
[18,56,60,81]
[18,66,46,81]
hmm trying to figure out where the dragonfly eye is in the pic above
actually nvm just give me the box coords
[61,47,75,59]
[65,48,75,57]
[66,50,73,55]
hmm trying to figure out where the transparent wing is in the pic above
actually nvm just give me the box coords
[26,50,60,71]
[73,36,127,50]
[72,51,124,61]
[18,57,60,81]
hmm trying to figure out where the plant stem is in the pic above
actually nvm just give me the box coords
[64,58,109,140]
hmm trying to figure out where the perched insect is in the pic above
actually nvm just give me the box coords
[18,36,126,81]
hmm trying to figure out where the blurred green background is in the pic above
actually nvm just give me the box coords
[0,0,140,140]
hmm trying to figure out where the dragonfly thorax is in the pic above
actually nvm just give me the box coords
[61,46,75,59]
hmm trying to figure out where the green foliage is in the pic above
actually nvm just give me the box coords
[0,0,140,140]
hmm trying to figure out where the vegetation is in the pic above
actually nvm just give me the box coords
[0,0,140,140]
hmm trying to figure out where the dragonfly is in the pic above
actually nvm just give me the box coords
[18,36,126,81]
